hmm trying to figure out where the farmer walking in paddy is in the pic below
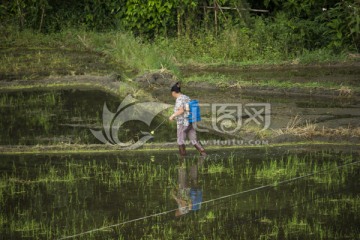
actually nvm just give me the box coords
[169,82,206,157]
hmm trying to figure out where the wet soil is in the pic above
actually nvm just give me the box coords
[0,75,124,96]
[0,48,123,81]
[181,62,360,98]
[0,142,358,155]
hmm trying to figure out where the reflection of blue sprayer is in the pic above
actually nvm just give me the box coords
[150,119,167,135]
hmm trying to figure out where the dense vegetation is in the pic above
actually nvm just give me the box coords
[1,0,359,71]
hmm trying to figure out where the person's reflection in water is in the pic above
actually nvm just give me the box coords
[172,157,204,217]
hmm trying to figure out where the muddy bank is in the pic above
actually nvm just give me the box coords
[1,61,359,99]
[132,63,360,99]
[181,62,360,99]
[180,60,360,73]
[187,81,359,99]
[1,73,358,102]
[0,142,359,155]
[0,75,121,95]
[0,47,123,81]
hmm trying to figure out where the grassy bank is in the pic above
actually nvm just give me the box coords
[0,28,179,80]
[0,142,359,155]
[183,72,359,90]
[1,27,358,82]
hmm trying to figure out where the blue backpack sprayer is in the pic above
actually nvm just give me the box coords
[187,100,201,123]
[151,99,201,135]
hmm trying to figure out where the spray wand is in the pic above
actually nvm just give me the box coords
[150,119,167,135]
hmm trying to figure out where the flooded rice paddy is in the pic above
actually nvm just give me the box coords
[0,148,359,239]
[1,66,359,239]
[0,90,179,146]
[1,88,359,146]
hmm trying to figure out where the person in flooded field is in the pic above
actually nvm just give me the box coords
[172,157,204,216]
[169,82,206,157]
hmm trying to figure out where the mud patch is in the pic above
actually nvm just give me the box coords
[133,71,177,88]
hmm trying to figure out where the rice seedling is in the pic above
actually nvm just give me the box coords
[207,164,228,174]
[0,147,359,239]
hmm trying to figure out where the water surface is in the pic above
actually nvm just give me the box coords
[1,147,359,239]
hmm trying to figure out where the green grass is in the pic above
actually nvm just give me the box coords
[0,29,180,80]
[1,27,355,84]
[298,48,348,64]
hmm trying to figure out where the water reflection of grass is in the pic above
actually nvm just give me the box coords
[0,91,61,107]
[0,91,110,145]
[0,150,359,239]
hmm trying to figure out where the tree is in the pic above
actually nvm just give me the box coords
[119,0,177,37]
